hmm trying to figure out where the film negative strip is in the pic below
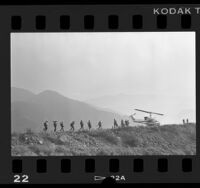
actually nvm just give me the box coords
[0,2,199,184]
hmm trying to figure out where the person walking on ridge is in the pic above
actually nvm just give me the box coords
[53,121,58,132]
[60,121,64,132]
[70,121,75,131]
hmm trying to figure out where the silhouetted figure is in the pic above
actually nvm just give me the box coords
[114,119,118,129]
[43,121,48,132]
[97,121,102,129]
[70,121,75,131]
[60,121,64,132]
[88,120,92,130]
[121,119,125,127]
[80,120,84,130]
[125,120,129,127]
[183,119,185,124]
[186,119,189,124]
[53,121,57,132]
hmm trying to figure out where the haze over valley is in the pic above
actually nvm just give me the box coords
[11,87,124,132]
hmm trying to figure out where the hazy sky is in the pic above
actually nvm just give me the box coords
[11,32,195,102]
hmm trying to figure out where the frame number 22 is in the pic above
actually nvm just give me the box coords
[13,175,29,183]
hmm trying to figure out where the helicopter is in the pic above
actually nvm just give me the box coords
[129,109,164,126]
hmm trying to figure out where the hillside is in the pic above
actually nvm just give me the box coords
[11,88,123,132]
[11,123,196,156]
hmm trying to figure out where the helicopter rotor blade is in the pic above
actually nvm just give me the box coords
[135,109,151,113]
[134,109,164,116]
[152,112,164,116]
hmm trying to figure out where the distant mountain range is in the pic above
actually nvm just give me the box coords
[11,87,123,132]
[11,87,196,132]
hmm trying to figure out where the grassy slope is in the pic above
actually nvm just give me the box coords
[11,123,196,156]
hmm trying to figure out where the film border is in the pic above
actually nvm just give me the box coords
[0,4,199,184]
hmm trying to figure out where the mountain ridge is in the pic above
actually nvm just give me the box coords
[11,87,36,102]
[11,87,124,132]
[11,123,196,156]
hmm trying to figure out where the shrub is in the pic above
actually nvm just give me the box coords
[99,131,119,145]
[44,135,64,145]
[55,145,66,154]
[88,130,119,145]
[25,128,34,135]
[29,143,56,156]
[96,147,115,155]
[18,134,26,143]
[11,145,37,156]
[142,146,166,155]
[121,135,139,147]
[96,150,108,156]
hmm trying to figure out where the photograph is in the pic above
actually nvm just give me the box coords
[11,32,196,156]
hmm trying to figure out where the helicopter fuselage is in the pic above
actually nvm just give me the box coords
[130,109,163,126]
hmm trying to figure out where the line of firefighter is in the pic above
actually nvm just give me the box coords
[43,119,129,132]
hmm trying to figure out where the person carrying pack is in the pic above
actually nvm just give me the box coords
[88,120,92,130]
[43,120,48,132]
[60,121,64,132]
[97,121,102,129]
[80,120,84,130]
[53,121,58,132]
[70,121,75,131]
[114,119,118,129]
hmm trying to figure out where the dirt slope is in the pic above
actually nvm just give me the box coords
[11,123,196,156]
